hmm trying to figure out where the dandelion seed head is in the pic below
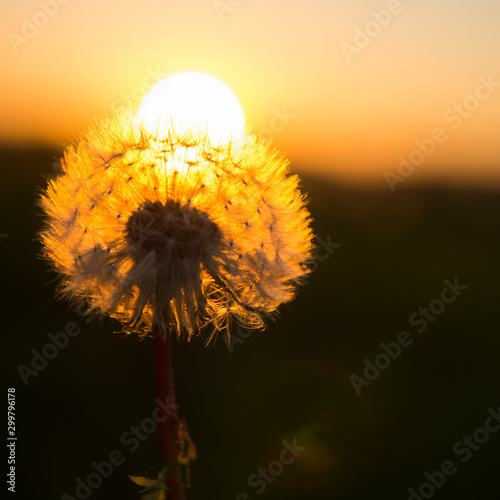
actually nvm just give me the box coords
[40,109,314,343]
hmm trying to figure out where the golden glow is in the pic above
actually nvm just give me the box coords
[1,1,499,185]
[137,72,245,144]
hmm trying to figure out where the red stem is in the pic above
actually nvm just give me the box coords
[153,323,186,500]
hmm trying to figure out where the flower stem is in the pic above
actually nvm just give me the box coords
[153,322,186,500]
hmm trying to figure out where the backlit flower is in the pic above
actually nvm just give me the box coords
[40,110,313,342]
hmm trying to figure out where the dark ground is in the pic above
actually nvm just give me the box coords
[2,147,500,500]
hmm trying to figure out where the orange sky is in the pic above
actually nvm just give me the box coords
[1,0,500,187]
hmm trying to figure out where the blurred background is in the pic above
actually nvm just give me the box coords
[2,1,500,499]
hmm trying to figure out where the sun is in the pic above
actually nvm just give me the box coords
[137,72,246,144]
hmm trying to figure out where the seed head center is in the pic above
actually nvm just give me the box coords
[126,200,221,263]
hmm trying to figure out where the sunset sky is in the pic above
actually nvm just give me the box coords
[1,0,499,187]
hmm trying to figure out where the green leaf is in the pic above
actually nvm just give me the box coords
[130,462,177,497]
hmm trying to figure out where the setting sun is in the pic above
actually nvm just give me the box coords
[137,72,246,144]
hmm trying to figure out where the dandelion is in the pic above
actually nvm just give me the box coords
[39,73,314,499]
[40,111,313,341]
